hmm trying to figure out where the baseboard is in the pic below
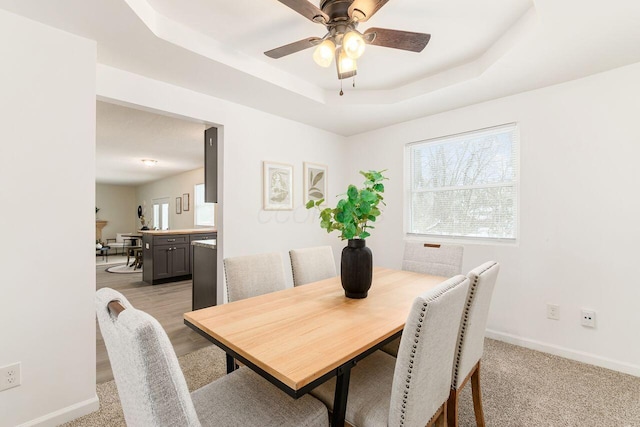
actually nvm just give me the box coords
[19,395,99,427]
[486,329,640,378]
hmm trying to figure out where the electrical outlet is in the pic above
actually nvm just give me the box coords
[581,309,596,328]
[0,362,21,392]
[547,303,560,320]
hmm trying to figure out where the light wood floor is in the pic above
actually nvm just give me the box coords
[96,265,211,383]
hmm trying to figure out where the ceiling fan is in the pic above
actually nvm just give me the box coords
[264,0,431,92]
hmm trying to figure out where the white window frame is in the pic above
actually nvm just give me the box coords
[194,183,215,227]
[404,123,520,245]
[152,197,170,231]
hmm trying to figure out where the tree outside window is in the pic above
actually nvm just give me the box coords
[407,123,519,241]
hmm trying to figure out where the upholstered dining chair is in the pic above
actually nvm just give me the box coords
[382,242,465,357]
[402,242,464,277]
[289,246,337,286]
[310,275,470,427]
[447,261,500,427]
[106,233,133,255]
[223,252,287,302]
[96,288,328,427]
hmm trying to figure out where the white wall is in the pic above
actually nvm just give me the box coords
[97,65,349,299]
[135,168,205,231]
[95,184,137,241]
[0,10,98,427]
[345,62,640,376]
[3,8,637,427]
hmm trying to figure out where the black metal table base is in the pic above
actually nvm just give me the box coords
[226,354,235,374]
[332,363,352,427]
[185,319,402,427]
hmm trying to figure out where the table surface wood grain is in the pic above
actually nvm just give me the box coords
[184,267,447,391]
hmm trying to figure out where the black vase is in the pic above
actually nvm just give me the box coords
[341,239,373,299]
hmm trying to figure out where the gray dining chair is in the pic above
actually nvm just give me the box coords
[96,288,328,427]
[223,252,287,302]
[289,246,337,286]
[310,275,470,427]
[447,261,500,427]
[402,242,464,277]
[382,242,464,357]
[106,232,134,255]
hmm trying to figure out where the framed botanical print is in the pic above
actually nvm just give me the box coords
[263,161,294,210]
[182,193,190,211]
[303,162,328,206]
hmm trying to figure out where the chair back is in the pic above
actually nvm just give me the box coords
[388,275,470,427]
[116,233,126,244]
[451,261,500,389]
[224,252,287,302]
[402,242,463,277]
[289,246,337,286]
[95,288,201,427]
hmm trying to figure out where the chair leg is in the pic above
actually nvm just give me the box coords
[471,362,486,427]
[439,401,448,427]
[427,402,447,427]
[447,387,459,427]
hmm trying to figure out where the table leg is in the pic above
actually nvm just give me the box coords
[226,354,236,374]
[331,364,352,427]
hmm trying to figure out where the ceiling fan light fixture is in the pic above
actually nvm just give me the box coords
[342,30,366,59]
[336,47,357,79]
[313,39,336,67]
[267,0,431,90]
[141,159,158,167]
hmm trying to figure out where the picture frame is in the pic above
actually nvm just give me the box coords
[263,161,294,210]
[182,193,190,211]
[303,162,328,206]
[176,197,182,214]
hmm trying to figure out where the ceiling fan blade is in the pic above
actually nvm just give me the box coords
[277,0,329,23]
[349,0,389,22]
[364,27,431,52]
[264,37,322,59]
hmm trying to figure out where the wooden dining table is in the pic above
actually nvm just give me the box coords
[184,267,447,427]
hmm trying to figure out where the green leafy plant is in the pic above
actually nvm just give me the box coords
[306,170,388,240]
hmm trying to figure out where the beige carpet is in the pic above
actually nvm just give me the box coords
[64,339,640,426]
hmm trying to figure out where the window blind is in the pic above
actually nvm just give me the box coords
[407,123,519,240]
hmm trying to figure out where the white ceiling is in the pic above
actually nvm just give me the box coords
[1,0,640,137]
[96,101,205,185]
[143,0,532,91]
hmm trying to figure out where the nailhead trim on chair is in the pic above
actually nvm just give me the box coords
[451,262,497,390]
[288,252,297,286]
[397,276,468,426]
[223,258,231,303]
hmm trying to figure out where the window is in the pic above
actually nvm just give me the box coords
[152,197,170,230]
[194,184,215,227]
[407,123,519,241]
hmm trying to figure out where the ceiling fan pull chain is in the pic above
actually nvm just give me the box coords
[340,79,344,96]
[353,75,356,88]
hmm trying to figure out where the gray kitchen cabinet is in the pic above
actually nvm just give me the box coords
[191,240,217,310]
[204,126,218,203]
[143,233,191,285]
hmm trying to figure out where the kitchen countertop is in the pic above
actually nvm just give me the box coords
[140,228,217,235]
[192,240,217,249]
